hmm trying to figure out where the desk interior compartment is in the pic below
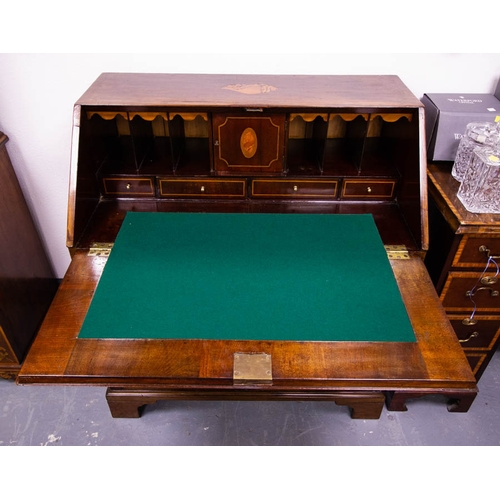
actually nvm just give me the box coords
[321,113,367,175]
[287,111,418,179]
[84,110,172,174]
[168,112,211,175]
[361,113,416,174]
[286,113,329,175]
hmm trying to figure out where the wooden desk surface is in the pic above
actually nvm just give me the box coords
[18,249,475,392]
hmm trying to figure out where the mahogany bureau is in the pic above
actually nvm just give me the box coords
[17,73,477,419]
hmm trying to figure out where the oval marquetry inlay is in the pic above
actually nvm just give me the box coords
[240,127,258,159]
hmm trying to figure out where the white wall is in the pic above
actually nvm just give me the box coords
[1,52,499,278]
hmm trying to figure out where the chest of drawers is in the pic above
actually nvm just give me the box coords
[426,164,500,379]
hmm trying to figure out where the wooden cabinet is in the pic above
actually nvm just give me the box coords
[0,132,58,378]
[426,164,500,380]
[17,74,477,419]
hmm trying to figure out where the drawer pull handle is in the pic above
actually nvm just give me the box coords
[459,332,479,343]
[200,186,205,192]
[479,245,500,260]
[466,255,500,324]
[466,287,499,298]
[367,186,372,193]
[293,185,298,192]
[126,183,131,190]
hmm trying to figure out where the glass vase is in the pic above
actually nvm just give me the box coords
[452,122,499,182]
[457,146,500,214]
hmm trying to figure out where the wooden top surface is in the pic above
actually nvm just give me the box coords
[428,163,500,233]
[76,73,423,109]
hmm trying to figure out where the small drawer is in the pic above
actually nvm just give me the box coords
[251,179,338,198]
[103,177,155,196]
[341,179,396,199]
[441,272,500,312]
[453,235,500,269]
[159,178,246,198]
[448,315,500,349]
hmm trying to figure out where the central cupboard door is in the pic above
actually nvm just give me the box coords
[212,113,286,174]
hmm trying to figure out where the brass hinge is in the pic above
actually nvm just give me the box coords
[88,243,114,257]
[385,245,410,260]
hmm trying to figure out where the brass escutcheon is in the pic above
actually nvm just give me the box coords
[462,317,478,326]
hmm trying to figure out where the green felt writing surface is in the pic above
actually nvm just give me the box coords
[78,212,415,342]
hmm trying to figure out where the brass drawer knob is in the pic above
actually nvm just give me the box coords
[293,185,298,192]
[126,183,131,190]
[367,186,372,193]
[200,186,205,192]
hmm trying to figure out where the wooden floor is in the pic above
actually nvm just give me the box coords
[1,347,499,446]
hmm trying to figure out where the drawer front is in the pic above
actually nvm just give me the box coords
[341,179,396,200]
[448,315,500,349]
[159,178,246,198]
[441,272,500,312]
[251,179,338,198]
[103,177,155,196]
[453,235,500,268]
[464,352,487,376]
[213,113,285,174]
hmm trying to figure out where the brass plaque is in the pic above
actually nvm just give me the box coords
[233,353,272,385]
